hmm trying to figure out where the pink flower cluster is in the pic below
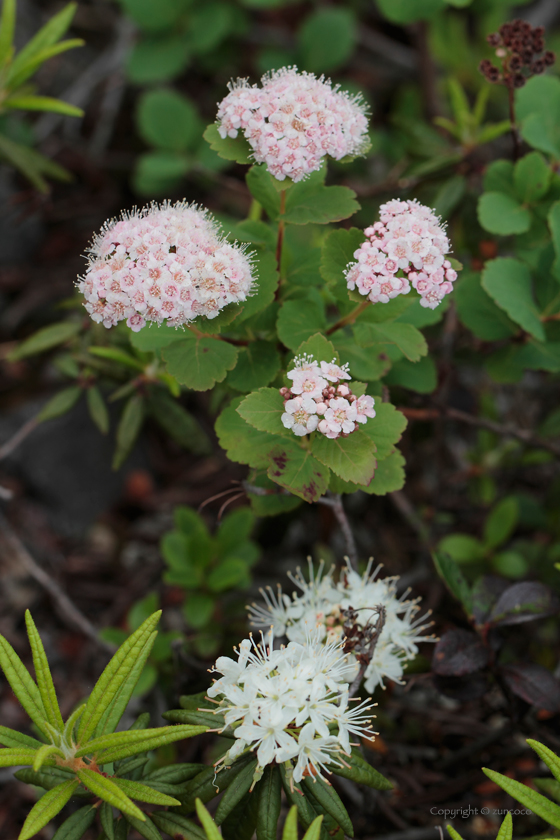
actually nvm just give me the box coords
[280,355,375,439]
[77,201,255,332]
[216,67,369,183]
[345,199,458,310]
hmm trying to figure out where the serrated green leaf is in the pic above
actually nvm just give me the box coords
[277,299,326,351]
[483,160,515,196]
[329,749,392,790]
[256,765,281,840]
[517,75,560,158]
[227,341,281,392]
[8,321,81,361]
[432,551,472,613]
[204,124,252,164]
[215,759,258,825]
[302,777,353,836]
[51,804,96,840]
[477,192,531,236]
[112,777,180,807]
[163,334,238,391]
[267,441,330,502]
[0,726,43,750]
[330,333,391,382]
[482,768,560,828]
[283,184,359,225]
[359,402,407,460]
[77,612,161,743]
[216,398,287,469]
[18,779,79,840]
[481,258,545,341]
[25,611,63,732]
[77,767,146,820]
[0,633,48,735]
[237,387,287,435]
[354,321,427,362]
[152,811,207,840]
[361,449,405,495]
[312,431,376,485]
[128,323,188,352]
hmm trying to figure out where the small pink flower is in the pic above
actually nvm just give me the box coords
[281,397,319,436]
[355,395,376,423]
[320,360,351,383]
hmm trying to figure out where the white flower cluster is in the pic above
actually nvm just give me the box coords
[216,66,369,182]
[345,199,458,310]
[280,355,375,439]
[248,561,434,694]
[207,630,374,782]
[78,201,255,331]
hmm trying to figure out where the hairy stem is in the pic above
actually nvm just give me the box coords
[326,300,369,336]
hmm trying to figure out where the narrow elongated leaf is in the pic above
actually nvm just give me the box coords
[7,39,84,89]
[8,321,81,361]
[196,799,223,840]
[113,394,145,470]
[18,779,79,840]
[496,812,512,840]
[0,0,16,67]
[96,632,157,736]
[95,725,205,765]
[180,756,254,813]
[302,777,353,836]
[0,634,48,734]
[87,386,110,434]
[329,749,392,790]
[280,765,321,831]
[77,612,161,743]
[432,551,472,614]
[214,759,257,825]
[482,768,560,828]
[126,812,163,840]
[51,805,96,840]
[25,611,64,731]
[16,767,74,791]
[446,827,464,840]
[164,709,223,728]
[0,748,40,767]
[9,2,76,72]
[4,96,83,116]
[256,765,281,840]
[302,816,324,840]
[100,800,115,840]
[282,807,298,840]
[0,726,43,750]
[152,811,207,840]
[527,739,560,782]
[222,790,260,840]
[145,763,206,784]
[77,768,146,820]
[33,743,64,771]
[37,387,82,422]
[112,777,180,806]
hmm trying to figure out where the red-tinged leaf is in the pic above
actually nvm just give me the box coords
[267,442,330,503]
[432,629,489,677]
[500,664,560,713]
[489,582,559,626]
[471,576,510,627]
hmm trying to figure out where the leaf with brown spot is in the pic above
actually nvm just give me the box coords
[266,442,329,502]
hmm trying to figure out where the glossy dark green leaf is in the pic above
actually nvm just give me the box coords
[256,765,282,840]
[215,759,258,824]
[51,805,96,840]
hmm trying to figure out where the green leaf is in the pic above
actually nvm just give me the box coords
[149,392,211,454]
[100,800,115,840]
[203,123,253,164]
[8,321,81,360]
[151,812,207,840]
[0,726,43,750]
[10,2,76,68]
[24,611,64,732]
[216,398,286,469]
[246,166,281,220]
[282,807,298,840]
[197,799,223,840]
[277,299,326,351]
[137,89,202,153]
[4,95,82,117]
[207,558,250,593]
[320,227,364,292]
[247,476,302,517]
[301,817,324,840]
[481,258,545,341]
[360,402,407,460]
[283,184,359,226]
[455,273,517,340]
[113,394,145,470]
[298,8,356,74]
[134,151,190,195]
[514,152,551,203]
[533,777,560,803]
[496,812,512,840]
[0,748,42,767]
[112,777,180,807]
[483,160,515,196]
[163,334,238,391]
[267,441,330,502]
[0,633,48,735]
[180,761,255,813]
[329,749,392,790]
[548,201,560,279]
[0,0,16,67]
[77,612,161,743]
[8,39,84,90]
[446,827,464,840]
[18,779,79,840]
[482,768,560,829]
[88,346,145,370]
[354,322,427,362]
[477,192,531,236]
[237,387,287,435]
[33,743,64,771]
[237,252,279,323]
[361,449,405,495]
[51,805,96,840]
[87,386,110,434]
[78,723,200,760]
[36,387,82,423]
[375,0,444,24]
[15,766,74,790]
[279,766,320,831]
[517,75,560,158]
[126,33,191,84]
[215,759,258,825]
[77,768,146,821]
[257,765,282,840]
[330,334,391,382]
[96,726,205,766]
[117,0,184,32]
[301,777,353,836]
[129,324,187,352]
[527,739,560,783]
[126,813,163,840]
[227,341,281,392]
[183,594,215,630]
[437,534,486,563]
[312,431,376,485]
[432,551,472,613]
[295,334,338,364]
[484,497,518,549]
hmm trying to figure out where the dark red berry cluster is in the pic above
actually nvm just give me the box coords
[479,19,555,89]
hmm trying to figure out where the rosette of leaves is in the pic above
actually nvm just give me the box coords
[0,0,84,192]
[160,505,260,653]
[483,739,560,832]
[165,692,392,840]
[0,611,205,839]
[431,551,560,710]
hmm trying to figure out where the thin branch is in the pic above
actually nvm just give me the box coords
[0,417,39,462]
[389,490,431,547]
[317,493,358,570]
[0,513,115,653]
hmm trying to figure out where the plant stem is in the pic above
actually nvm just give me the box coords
[326,300,370,336]
[275,190,286,276]
[317,492,358,569]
